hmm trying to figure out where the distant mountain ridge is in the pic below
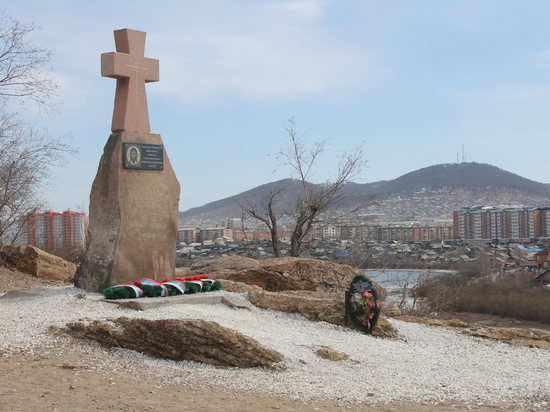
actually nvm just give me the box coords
[356,162,550,197]
[179,163,550,222]
[179,178,298,222]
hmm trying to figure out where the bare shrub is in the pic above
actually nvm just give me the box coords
[415,273,468,312]
[453,281,550,323]
[53,246,87,265]
[416,274,550,323]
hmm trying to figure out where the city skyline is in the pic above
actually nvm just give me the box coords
[3,1,550,213]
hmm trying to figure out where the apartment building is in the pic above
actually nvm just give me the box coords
[177,227,201,244]
[311,225,341,239]
[178,227,234,244]
[453,206,550,243]
[364,221,453,242]
[200,227,233,241]
[220,218,242,230]
[314,220,452,242]
[16,210,87,250]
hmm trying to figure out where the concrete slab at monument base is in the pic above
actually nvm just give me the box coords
[75,131,180,293]
[104,292,251,311]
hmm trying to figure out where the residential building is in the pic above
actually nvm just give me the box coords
[201,227,233,241]
[312,220,453,242]
[220,218,242,230]
[16,210,87,250]
[178,227,234,244]
[177,227,201,245]
[453,206,550,243]
[311,225,340,239]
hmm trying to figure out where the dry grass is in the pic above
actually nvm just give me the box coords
[417,275,550,324]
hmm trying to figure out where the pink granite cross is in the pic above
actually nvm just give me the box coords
[101,29,159,133]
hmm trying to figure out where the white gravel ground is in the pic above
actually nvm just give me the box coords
[1,286,549,407]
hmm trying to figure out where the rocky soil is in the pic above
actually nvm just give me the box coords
[1,256,550,411]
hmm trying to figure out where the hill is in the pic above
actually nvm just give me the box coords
[179,162,550,222]
[179,178,296,222]
[358,162,550,197]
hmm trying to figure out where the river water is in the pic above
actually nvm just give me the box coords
[362,268,454,287]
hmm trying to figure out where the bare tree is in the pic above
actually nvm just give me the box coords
[239,209,252,257]
[240,118,372,257]
[0,13,58,113]
[0,14,75,243]
[239,184,287,257]
[0,116,75,240]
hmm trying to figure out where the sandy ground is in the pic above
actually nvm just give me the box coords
[1,350,541,412]
[0,268,547,412]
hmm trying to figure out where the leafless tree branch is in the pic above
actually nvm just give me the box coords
[0,13,58,115]
[241,117,372,257]
[0,14,76,243]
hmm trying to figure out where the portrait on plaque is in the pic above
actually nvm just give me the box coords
[126,145,141,166]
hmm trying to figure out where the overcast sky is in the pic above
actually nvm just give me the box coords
[3,1,550,213]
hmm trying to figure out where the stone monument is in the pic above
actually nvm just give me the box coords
[75,29,180,293]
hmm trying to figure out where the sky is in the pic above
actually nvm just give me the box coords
[3,0,550,213]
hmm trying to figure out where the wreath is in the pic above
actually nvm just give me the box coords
[346,274,382,333]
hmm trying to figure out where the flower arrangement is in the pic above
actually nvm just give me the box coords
[161,279,186,295]
[346,274,382,333]
[102,275,223,299]
[134,278,169,297]
[102,283,144,299]
[177,276,203,293]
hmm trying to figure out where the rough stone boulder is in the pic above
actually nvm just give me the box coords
[249,290,344,325]
[219,279,264,293]
[189,256,260,278]
[62,317,284,368]
[399,315,550,348]
[248,290,398,339]
[315,346,349,361]
[0,245,76,281]
[196,257,387,300]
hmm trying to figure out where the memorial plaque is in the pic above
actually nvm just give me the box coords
[350,280,373,294]
[123,142,164,170]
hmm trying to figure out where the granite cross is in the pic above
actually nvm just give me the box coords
[101,29,159,133]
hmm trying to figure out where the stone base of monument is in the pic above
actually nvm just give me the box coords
[104,291,251,311]
[75,131,180,293]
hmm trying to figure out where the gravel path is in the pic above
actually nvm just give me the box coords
[1,286,549,408]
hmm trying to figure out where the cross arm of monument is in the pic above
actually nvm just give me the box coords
[101,29,159,133]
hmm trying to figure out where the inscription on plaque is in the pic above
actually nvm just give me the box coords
[128,192,171,241]
[350,281,373,294]
[123,142,164,170]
